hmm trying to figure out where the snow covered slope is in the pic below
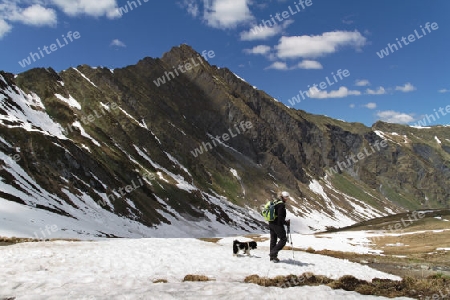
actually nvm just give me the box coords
[0,237,412,300]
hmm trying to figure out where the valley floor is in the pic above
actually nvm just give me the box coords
[0,235,416,300]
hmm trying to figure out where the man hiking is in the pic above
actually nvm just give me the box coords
[269,191,290,263]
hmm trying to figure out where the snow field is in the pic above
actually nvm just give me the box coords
[0,237,409,300]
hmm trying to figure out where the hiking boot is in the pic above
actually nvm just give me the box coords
[270,257,280,263]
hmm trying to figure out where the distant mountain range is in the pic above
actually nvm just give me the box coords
[1,44,449,238]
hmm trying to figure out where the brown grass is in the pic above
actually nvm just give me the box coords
[152,279,168,283]
[369,230,450,258]
[0,236,81,245]
[183,274,213,282]
[244,273,450,299]
[243,234,269,243]
[305,247,316,253]
[197,238,221,244]
[198,234,269,244]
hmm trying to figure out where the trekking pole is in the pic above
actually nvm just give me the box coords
[287,224,294,259]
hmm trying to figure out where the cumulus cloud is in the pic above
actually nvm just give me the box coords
[265,61,288,70]
[355,79,370,86]
[51,0,120,18]
[297,60,323,69]
[438,89,450,93]
[243,45,271,55]
[180,0,199,17]
[275,31,367,59]
[240,19,293,41]
[110,39,126,47]
[395,83,416,93]
[308,86,361,99]
[376,110,415,124]
[203,0,253,29]
[366,87,386,95]
[7,4,57,26]
[0,2,57,38]
[364,102,377,109]
[0,19,12,39]
[0,0,122,38]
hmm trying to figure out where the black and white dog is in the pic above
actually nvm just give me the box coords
[233,240,257,256]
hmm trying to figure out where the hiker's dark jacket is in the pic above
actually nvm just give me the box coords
[269,200,286,226]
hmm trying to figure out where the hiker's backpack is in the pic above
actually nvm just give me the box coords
[261,200,282,222]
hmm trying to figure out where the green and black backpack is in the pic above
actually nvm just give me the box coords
[261,200,282,222]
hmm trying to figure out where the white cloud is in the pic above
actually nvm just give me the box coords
[366,87,386,95]
[110,39,126,47]
[309,86,361,99]
[203,0,253,29]
[0,2,57,37]
[355,79,370,86]
[0,19,12,39]
[439,89,450,93]
[181,0,199,17]
[240,24,282,41]
[275,31,367,59]
[8,4,57,26]
[349,104,355,108]
[0,0,122,37]
[240,19,293,41]
[364,102,377,109]
[376,110,415,124]
[243,45,271,55]
[265,61,288,70]
[297,60,323,69]
[395,82,416,93]
[51,0,120,18]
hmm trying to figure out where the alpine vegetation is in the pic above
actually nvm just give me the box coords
[325,139,388,177]
[18,31,81,68]
[370,210,425,243]
[62,102,119,135]
[153,50,215,87]
[190,121,253,157]
[98,172,156,207]
[376,22,439,59]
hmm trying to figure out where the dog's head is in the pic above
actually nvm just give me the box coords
[249,241,257,250]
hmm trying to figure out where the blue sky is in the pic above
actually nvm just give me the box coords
[1,0,449,127]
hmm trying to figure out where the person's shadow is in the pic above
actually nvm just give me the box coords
[281,258,314,266]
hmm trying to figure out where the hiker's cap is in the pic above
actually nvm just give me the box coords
[281,191,290,198]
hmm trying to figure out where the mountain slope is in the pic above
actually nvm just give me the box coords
[0,45,449,238]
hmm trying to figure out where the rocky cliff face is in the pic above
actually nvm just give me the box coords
[0,44,448,238]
